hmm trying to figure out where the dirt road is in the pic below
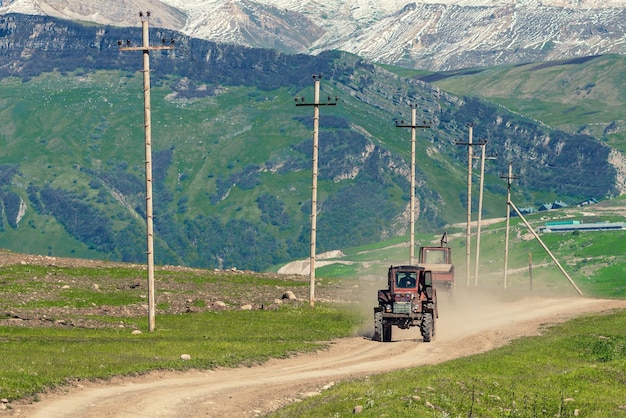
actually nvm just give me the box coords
[11,296,626,418]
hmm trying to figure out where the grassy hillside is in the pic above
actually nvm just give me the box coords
[1,66,617,271]
[429,55,626,153]
[0,69,471,268]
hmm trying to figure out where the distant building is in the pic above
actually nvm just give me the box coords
[538,221,626,233]
[545,220,581,227]
[538,200,569,212]
[576,198,598,207]
[538,203,554,211]
[513,199,585,217]
[511,206,536,217]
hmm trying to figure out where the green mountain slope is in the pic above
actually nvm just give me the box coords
[0,14,621,271]
[427,55,626,153]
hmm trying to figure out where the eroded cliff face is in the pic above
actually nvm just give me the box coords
[608,149,626,196]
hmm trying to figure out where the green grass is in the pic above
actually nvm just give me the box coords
[0,305,359,401]
[316,262,361,279]
[268,309,626,417]
[0,258,365,403]
[0,264,145,309]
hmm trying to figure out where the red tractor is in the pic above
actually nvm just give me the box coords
[373,265,438,342]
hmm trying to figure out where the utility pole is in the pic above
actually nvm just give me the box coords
[456,124,484,287]
[500,161,518,289]
[295,75,338,307]
[473,142,496,287]
[395,105,430,265]
[119,11,174,331]
[528,252,533,290]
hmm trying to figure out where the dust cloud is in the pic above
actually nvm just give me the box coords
[348,270,598,344]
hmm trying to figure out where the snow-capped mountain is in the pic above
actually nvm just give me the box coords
[1,0,626,70]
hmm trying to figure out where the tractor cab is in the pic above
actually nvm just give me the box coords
[395,270,417,289]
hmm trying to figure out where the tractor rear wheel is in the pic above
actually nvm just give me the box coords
[373,310,383,342]
[421,312,433,342]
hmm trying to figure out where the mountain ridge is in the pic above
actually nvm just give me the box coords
[1,0,626,70]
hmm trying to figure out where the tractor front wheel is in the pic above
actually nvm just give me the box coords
[383,323,392,342]
[421,312,433,342]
